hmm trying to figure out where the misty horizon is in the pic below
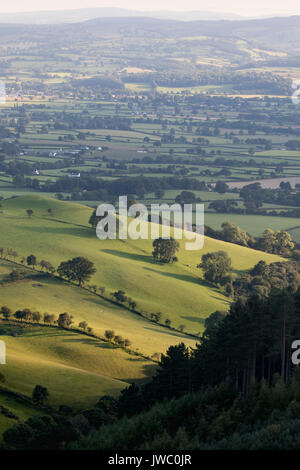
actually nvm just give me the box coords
[0,2,299,19]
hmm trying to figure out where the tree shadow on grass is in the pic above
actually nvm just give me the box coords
[79,294,127,313]
[143,325,192,340]
[21,331,156,385]
[143,268,233,308]
[61,335,119,350]
[209,294,231,305]
[101,249,154,265]
[143,266,200,285]
[181,316,206,324]
[114,363,157,385]
[21,328,81,340]
[58,336,157,384]
[20,224,91,239]
[127,363,157,383]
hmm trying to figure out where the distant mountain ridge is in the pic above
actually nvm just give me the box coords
[0,8,249,25]
[0,14,299,53]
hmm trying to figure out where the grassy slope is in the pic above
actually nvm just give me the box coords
[0,323,155,408]
[0,319,155,437]
[0,262,196,356]
[0,195,282,333]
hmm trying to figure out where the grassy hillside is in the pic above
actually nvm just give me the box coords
[0,260,196,356]
[0,322,155,408]
[0,318,155,438]
[0,195,282,334]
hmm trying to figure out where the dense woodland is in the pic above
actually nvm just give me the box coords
[3,287,300,449]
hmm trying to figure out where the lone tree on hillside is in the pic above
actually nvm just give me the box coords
[57,257,96,286]
[32,385,49,406]
[198,251,232,285]
[152,237,179,264]
[27,254,37,269]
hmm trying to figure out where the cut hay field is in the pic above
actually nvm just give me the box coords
[0,195,282,335]
[227,177,300,189]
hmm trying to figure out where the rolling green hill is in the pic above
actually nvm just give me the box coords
[0,260,196,357]
[0,195,282,334]
[0,320,154,438]
[0,323,154,408]
[0,194,284,439]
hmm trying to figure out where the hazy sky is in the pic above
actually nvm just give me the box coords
[0,0,299,16]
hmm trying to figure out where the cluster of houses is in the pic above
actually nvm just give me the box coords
[22,146,92,179]
[31,168,80,178]
[24,148,83,179]
[22,146,89,158]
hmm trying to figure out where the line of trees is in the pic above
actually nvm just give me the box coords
[1,247,97,287]
[104,330,131,349]
[0,250,175,332]
[0,247,189,334]
[0,307,142,354]
[0,307,94,333]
